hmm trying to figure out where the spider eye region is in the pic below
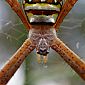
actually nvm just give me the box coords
[36,38,50,56]
[37,48,49,55]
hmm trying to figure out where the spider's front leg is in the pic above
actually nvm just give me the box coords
[0,39,35,85]
[51,37,85,80]
[6,0,31,30]
[53,0,78,31]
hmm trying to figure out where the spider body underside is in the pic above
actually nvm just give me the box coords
[0,0,85,85]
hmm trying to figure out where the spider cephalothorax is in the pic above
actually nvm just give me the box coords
[36,38,50,55]
[29,25,56,63]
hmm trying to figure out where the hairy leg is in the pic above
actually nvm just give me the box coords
[51,37,85,80]
[53,0,78,31]
[47,0,54,3]
[6,0,31,31]
[0,39,35,85]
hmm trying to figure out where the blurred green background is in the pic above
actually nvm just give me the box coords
[0,0,85,85]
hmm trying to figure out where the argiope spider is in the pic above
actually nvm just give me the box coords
[0,0,85,85]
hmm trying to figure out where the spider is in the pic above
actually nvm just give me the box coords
[0,0,85,85]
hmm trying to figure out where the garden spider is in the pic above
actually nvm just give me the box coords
[0,0,85,85]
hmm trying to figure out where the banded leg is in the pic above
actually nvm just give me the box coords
[53,0,78,31]
[0,39,35,85]
[6,0,31,31]
[51,37,85,80]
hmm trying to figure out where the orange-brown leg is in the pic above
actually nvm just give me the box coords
[53,0,78,31]
[0,39,35,85]
[47,0,54,3]
[57,0,63,2]
[6,0,31,31]
[32,0,41,3]
[51,37,85,80]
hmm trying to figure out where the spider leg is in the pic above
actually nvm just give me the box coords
[53,0,78,31]
[32,0,41,3]
[0,39,35,85]
[43,55,48,64]
[51,37,85,80]
[36,53,41,64]
[47,0,54,3]
[6,0,31,31]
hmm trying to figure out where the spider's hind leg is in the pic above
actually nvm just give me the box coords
[6,0,31,30]
[53,0,78,31]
